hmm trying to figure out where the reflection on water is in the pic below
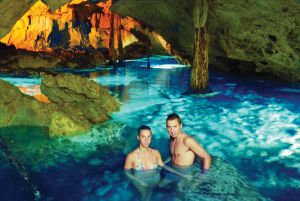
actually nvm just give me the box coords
[0,56,299,201]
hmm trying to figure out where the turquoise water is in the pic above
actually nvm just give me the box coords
[0,56,299,201]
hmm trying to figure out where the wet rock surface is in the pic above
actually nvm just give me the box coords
[0,79,51,128]
[41,73,120,136]
[0,43,61,71]
[0,43,107,71]
[0,74,120,136]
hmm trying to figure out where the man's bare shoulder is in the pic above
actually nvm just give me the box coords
[183,134,200,146]
[182,134,193,142]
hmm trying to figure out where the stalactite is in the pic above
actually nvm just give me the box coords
[108,11,116,66]
[190,27,209,93]
[189,0,209,94]
[117,17,125,67]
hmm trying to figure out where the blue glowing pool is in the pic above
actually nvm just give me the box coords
[0,56,299,201]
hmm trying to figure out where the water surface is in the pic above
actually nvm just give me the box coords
[0,56,299,201]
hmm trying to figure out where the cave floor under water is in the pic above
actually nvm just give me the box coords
[0,56,299,201]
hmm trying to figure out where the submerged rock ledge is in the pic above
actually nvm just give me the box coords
[0,74,120,136]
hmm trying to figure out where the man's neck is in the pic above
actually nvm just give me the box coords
[174,132,183,142]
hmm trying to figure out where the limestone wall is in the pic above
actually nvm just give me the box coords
[112,0,300,81]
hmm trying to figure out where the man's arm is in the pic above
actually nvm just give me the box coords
[185,137,211,171]
[161,165,192,179]
[154,150,191,179]
[153,150,164,166]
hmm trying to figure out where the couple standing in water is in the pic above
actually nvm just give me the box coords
[124,113,211,200]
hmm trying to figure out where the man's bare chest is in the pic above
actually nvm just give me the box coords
[171,141,190,157]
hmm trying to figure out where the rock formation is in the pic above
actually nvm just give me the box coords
[0,74,120,136]
[0,0,298,80]
[0,0,70,39]
[112,0,300,81]
[41,73,120,136]
[0,42,106,70]
[0,0,169,62]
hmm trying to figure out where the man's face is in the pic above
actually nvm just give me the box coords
[137,129,152,148]
[166,119,182,138]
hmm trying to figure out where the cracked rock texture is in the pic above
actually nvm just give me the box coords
[0,74,120,136]
[0,0,168,69]
[0,0,70,38]
[112,0,300,81]
[0,0,299,80]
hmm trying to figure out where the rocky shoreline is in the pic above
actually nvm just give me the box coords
[0,73,120,136]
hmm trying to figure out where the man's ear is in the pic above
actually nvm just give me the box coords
[180,123,183,129]
[137,135,140,141]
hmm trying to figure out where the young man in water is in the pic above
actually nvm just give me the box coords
[160,113,211,186]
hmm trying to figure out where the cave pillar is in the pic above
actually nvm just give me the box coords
[189,0,209,93]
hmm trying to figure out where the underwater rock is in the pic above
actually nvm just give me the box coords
[41,73,120,136]
[0,121,126,170]
[49,111,90,136]
[88,159,103,166]
[112,0,300,81]
[175,157,270,201]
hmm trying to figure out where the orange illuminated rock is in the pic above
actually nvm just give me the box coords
[17,85,51,104]
[0,0,163,58]
[17,86,29,94]
[34,93,51,103]
[1,1,52,51]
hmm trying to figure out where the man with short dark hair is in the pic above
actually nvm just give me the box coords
[161,113,211,184]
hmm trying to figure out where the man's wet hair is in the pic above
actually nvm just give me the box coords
[166,113,182,124]
[138,125,152,136]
